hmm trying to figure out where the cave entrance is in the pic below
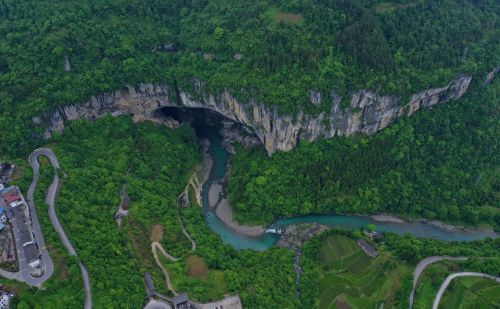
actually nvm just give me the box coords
[160,106,230,128]
[159,106,259,144]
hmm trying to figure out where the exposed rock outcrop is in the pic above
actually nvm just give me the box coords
[484,66,500,86]
[33,75,473,155]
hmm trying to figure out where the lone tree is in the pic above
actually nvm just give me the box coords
[367,224,377,233]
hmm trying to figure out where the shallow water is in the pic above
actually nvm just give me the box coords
[196,126,497,251]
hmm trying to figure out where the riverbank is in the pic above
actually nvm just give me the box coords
[201,133,266,237]
[371,214,405,223]
[214,198,265,237]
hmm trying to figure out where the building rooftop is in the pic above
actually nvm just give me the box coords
[2,188,21,203]
[357,239,379,258]
[172,293,190,308]
[20,232,33,246]
[24,243,39,263]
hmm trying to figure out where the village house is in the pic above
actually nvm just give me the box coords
[357,239,379,258]
[172,293,192,309]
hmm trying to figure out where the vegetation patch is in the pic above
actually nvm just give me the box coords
[301,230,410,308]
[187,255,208,277]
[151,224,164,242]
[441,276,500,308]
[375,1,421,14]
[312,234,408,308]
[275,12,304,24]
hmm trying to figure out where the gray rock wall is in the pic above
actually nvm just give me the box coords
[33,75,473,155]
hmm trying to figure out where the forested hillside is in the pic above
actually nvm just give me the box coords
[229,79,500,229]
[1,0,499,156]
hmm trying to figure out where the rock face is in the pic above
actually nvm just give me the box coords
[484,66,500,86]
[34,75,472,155]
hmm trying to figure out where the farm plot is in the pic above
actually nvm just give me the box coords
[440,276,500,309]
[318,235,409,309]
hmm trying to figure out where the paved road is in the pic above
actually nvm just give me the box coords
[22,150,56,286]
[29,148,92,309]
[409,256,467,308]
[432,272,500,309]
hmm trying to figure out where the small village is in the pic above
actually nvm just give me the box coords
[0,162,46,308]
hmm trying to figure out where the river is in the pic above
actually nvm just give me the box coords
[195,126,497,251]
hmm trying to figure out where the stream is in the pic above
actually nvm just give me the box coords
[195,126,498,251]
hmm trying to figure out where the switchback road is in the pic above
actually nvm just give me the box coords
[409,256,467,308]
[29,148,92,309]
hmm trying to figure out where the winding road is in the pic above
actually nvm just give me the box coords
[431,272,500,309]
[409,256,467,308]
[29,148,92,309]
[151,207,197,296]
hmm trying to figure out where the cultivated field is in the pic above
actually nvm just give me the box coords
[318,235,408,309]
[440,276,500,308]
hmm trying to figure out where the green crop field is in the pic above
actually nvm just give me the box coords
[441,277,500,309]
[317,235,409,309]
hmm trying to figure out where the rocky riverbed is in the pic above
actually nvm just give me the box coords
[277,223,330,297]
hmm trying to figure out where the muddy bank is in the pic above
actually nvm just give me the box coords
[214,198,265,237]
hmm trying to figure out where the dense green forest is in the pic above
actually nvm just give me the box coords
[229,79,500,228]
[1,0,499,157]
[1,117,300,308]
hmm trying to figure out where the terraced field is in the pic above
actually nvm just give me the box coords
[440,276,500,309]
[318,235,409,309]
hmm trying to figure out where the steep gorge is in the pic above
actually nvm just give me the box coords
[33,69,497,155]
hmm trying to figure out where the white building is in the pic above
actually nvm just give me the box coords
[9,200,23,208]
[0,291,12,309]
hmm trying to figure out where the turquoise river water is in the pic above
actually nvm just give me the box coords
[196,126,498,251]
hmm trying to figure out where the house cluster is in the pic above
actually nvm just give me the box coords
[1,187,42,270]
[0,175,43,273]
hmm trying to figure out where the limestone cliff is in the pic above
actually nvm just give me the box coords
[33,75,473,154]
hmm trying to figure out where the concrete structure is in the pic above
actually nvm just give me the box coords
[144,299,172,309]
[172,293,192,309]
[365,231,384,240]
[357,239,379,258]
[24,243,41,268]
[20,232,34,246]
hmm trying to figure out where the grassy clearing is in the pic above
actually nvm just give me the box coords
[264,7,304,25]
[375,1,421,14]
[317,235,409,309]
[275,12,304,24]
[151,224,164,242]
[165,257,228,302]
[441,276,500,309]
[187,255,208,277]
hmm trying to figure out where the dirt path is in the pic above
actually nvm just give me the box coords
[151,242,178,295]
